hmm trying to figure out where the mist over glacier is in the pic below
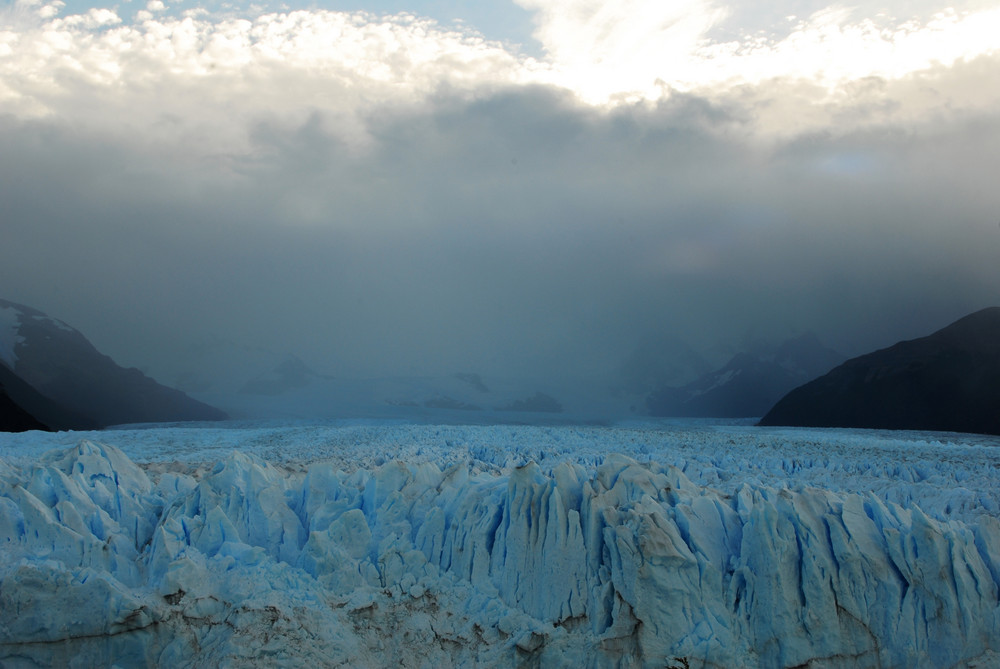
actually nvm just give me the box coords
[2,420,999,667]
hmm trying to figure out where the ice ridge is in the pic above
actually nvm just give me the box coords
[0,441,998,667]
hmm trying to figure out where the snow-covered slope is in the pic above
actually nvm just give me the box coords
[1,421,998,667]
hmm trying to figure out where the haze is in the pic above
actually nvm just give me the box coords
[2,0,999,400]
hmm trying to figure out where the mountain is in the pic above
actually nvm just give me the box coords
[759,307,1000,435]
[0,360,92,431]
[615,335,714,396]
[194,367,579,423]
[646,332,844,418]
[154,336,293,396]
[240,355,333,395]
[0,382,48,432]
[0,299,227,429]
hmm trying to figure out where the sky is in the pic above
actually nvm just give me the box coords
[2,0,1000,396]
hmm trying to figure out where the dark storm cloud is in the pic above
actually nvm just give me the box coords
[2,72,1000,394]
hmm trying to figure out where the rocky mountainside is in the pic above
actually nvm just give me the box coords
[647,332,843,418]
[759,307,1000,435]
[0,298,226,430]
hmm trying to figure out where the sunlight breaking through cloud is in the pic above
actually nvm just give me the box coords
[2,0,999,124]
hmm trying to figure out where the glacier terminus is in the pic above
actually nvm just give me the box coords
[1,420,998,667]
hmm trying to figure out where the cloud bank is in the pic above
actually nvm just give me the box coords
[2,0,999,396]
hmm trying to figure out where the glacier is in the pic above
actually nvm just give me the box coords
[1,420,998,667]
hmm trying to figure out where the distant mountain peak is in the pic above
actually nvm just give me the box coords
[240,354,330,396]
[647,332,844,418]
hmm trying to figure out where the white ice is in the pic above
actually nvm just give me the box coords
[1,420,998,667]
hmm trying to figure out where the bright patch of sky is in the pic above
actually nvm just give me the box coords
[21,0,541,50]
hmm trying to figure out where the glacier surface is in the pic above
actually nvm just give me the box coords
[1,420,998,667]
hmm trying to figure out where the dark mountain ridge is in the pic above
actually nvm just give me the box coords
[0,360,93,431]
[0,298,227,430]
[759,307,1000,436]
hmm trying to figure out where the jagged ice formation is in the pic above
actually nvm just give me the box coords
[1,424,999,667]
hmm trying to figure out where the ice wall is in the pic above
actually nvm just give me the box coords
[1,440,998,667]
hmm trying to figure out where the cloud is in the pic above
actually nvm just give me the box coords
[3,76,1000,383]
[714,6,1000,86]
[513,0,727,101]
[2,1,999,127]
[1,2,999,394]
[512,0,1000,102]
[0,7,533,146]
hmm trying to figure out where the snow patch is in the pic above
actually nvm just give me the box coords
[689,368,739,397]
[31,313,74,332]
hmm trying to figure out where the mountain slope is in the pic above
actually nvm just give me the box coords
[759,307,1000,435]
[0,299,227,428]
[647,333,843,418]
[0,361,95,431]
[0,382,48,432]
